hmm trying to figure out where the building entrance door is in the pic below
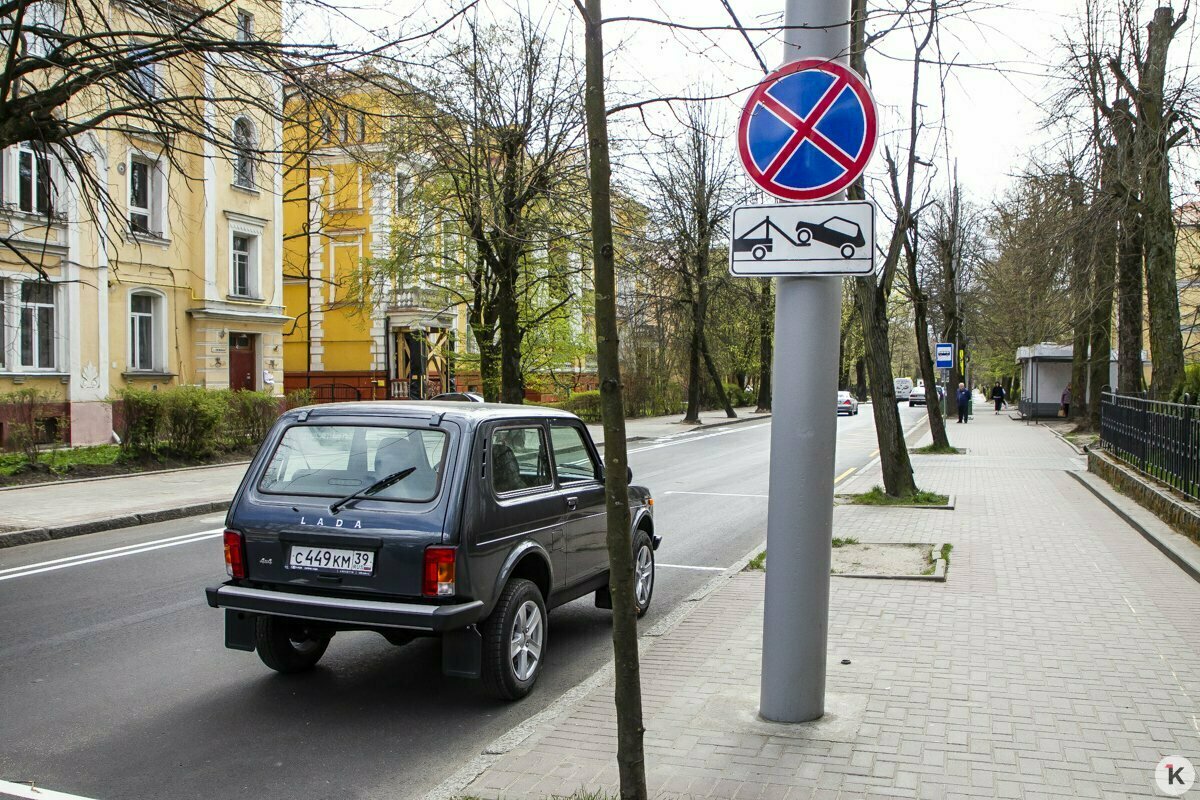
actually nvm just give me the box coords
[229,333,257,391]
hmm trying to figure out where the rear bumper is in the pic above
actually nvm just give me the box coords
[206,583,485,632]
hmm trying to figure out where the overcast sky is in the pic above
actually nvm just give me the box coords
[323,0,1199,207]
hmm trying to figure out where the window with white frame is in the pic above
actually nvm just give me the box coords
[23,1,65,58]
[235,9,255,41]
[129,291,163,371]
[232,117,256,188]
[232,235,253,296]
[128,154,164,235]
[19,281,57,370]
[17,142,53,214]
[394,171,409,214]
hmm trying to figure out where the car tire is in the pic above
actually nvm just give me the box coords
[840,244,855,259]
[796,227,812,244]
[632,530,655,618]
[752,245,767,260]
[254,616,330,674]
[482,578,546,701]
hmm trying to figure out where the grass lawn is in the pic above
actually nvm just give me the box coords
[913,443,963,455]
[841,486,950,506]
[0,444,122,478]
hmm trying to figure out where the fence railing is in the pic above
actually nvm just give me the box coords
[1100,392,1200,501]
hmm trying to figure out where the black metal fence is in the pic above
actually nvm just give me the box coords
[1100,392,1200,501]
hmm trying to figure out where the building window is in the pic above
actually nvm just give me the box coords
[357,113,366,142]
[19,281,56,370]
[18,143,52,214]
[338,111,350,143]
[394,172,409,214]
[129,291,161,371]
[233,117,256,188]
[232,235,253,296]
[129,49,157,98]
[319,114,332,142]
[235,9,254,41]
[128,154,163,235]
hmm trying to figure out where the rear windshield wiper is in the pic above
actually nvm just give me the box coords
[329,467,416,515]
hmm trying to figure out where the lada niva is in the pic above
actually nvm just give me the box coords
[206,402,657,699]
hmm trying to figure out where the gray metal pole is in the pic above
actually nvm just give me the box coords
[759,0,850,724]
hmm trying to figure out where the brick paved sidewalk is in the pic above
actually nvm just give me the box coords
[449,411,1200,799]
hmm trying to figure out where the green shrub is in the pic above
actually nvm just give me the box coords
[119,388,164,456]
[225,390,280,448]
[286,388,316,409]
[557,389,603,422]
[0,387,57,464]
[161,386,226,458]
[1171,364,1200,404]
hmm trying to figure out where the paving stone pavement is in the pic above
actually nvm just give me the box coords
[453,408,1200,799]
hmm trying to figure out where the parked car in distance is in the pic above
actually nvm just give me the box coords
[206,402,657,700]
[910,383,946,407]
[894,377,913,402]
[837,391,859,416]
[430,392,485,402]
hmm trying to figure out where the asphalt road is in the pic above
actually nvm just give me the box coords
[0,405,926,800]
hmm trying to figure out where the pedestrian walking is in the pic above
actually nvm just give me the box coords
[991,382,1005,414]
[1060,384,1071,418]
[956,382,970,423]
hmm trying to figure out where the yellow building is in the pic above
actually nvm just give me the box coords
[0,0,287,445]
[1177,203,1200,363]
[281,87,462,401]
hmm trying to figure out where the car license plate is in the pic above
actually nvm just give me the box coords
[287,545,374,576]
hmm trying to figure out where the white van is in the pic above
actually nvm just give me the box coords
[894,377,913,402]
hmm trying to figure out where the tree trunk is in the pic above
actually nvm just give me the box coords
[1112,102,1145,395]
[1088,148,1118,428]
[472,325,501,402]
[580,3,647,798]
[855,275,918,496]
[701,331,735,417]
[904,236,950,449]
[684,293,703,422]
[1139,6,1185,398]
[854,357,867,401]
[1068,180,1091,422]
[756,279,773,412]
[497,258,525,404]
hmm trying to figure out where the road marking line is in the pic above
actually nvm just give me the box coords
[834,467,856,484]
[627,421,770,454]
[662,491,768,499]
[657,563,726,572]
[0,529,222,583]
[0,780,100,800]
[0,529,223,576]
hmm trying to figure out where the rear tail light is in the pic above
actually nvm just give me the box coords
[423,546,456,597]
[224,530,246,579]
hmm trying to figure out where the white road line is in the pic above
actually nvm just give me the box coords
[0,529,222,583]
[657,563,726,572]
[0,529,224,576]
[0,780,100,800]
[627,421,769,455]
[662,491,769,499]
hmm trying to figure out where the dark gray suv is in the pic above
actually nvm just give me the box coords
[206,402,657,699]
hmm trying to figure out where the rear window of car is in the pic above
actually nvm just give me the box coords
[257,425,449,503]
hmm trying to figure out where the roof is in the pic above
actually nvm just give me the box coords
[1015,344,1146,363]
[293,401,578,425]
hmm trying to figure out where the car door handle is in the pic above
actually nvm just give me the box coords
[565,496,578,511]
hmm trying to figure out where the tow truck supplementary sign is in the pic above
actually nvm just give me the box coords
[737,59,878,201]
[729,200,875,277]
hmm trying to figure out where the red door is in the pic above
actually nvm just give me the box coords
[229,333,256,391]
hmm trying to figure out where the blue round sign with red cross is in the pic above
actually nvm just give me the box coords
[738,58,878,202]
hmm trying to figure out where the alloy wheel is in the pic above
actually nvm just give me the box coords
[509,600,543,681]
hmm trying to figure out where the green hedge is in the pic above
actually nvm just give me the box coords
[1171,364,1200,404]
[556,389,603,422]
[119,386,284,459]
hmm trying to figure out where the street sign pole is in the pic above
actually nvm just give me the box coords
[758,0,850,723]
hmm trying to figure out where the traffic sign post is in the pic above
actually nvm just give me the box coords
[746,0,870,725]
[729,200,875,277]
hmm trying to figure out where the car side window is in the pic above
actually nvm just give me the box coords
[550,425,598,484]
[491,426,552,495]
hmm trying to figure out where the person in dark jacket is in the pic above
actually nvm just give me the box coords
[956,382,970,423]
[1061,384,1071,417]
[991,382,1006,414]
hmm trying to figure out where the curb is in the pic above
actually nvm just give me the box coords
[0,459,252,493]
[0,501,230,550]
[1045,425,1088,456]
[424,541,766,800]
[1066,471,1200,584]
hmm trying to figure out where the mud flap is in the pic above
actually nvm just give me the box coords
[441,626,482,679]
[225,610,257,652]
[594,585,613,609]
